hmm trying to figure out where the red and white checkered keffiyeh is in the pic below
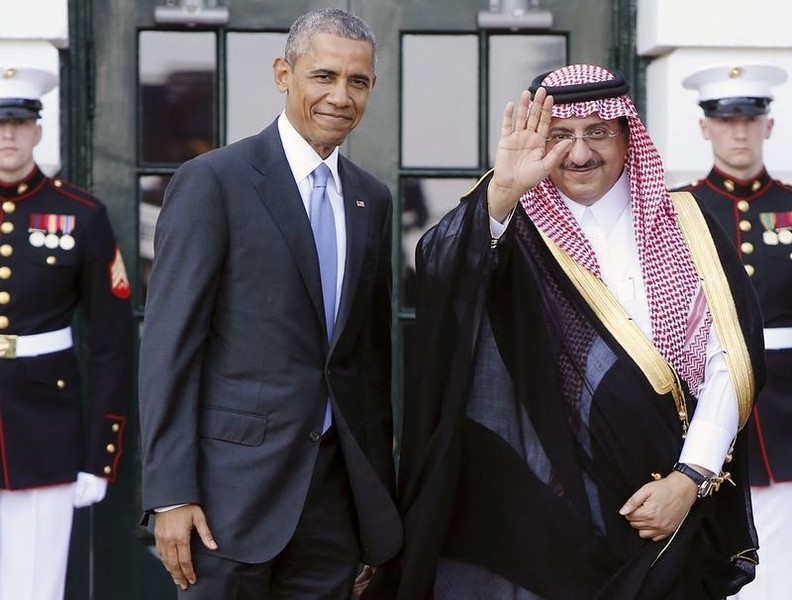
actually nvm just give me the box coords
[520,64,709,392]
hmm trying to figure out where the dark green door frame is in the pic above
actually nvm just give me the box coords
[64,1,176,598]
[612,0,645,115]
[63,0,93,186]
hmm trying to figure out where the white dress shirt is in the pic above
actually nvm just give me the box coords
[278,111,347,313]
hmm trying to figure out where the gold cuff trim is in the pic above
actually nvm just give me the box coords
[670,192,755,429]
[731,547,759,566]
[463,168,494,199]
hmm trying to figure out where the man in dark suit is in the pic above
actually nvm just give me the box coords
[138,8,400,599]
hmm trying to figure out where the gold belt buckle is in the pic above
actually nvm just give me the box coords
[0,334,17,359]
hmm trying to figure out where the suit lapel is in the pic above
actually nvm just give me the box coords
[332,158,369,348]
[251,124,326,335]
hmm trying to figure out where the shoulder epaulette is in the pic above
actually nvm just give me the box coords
[669,179,701,192]
[48,177,100,209]
[773,178,792,192]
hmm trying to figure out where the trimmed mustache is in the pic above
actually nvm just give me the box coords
[561,158,603,170]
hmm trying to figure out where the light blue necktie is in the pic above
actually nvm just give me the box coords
[309,163,337,341]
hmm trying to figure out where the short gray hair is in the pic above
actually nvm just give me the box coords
[285,8,376,70]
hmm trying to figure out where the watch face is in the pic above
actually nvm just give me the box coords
[698,479,714,499]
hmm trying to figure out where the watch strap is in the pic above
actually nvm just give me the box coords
[673,462,713,498]
[673,462,707,485]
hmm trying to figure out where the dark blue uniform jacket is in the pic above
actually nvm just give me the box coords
[0,166,134,490]
[674,167,792,485]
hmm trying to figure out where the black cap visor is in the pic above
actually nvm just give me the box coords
[0,98,43,122]
[700,97,771,118]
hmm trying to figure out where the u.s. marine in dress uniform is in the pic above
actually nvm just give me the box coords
[674,62,792,600]
[0,67,134,600]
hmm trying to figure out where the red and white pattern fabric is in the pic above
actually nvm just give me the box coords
[520,64,709,393]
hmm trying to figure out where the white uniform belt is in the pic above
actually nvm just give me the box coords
[0,326,73,359]
[764,327,792,350]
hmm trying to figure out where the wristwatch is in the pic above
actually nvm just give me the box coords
[673,462,714,499]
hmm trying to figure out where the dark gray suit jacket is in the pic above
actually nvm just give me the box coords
[139,120,401,565]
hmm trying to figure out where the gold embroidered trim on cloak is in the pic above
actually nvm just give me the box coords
[538,231,689,433]
[670,192,755,429]
[651,507,690,567]
[462,168,494,199]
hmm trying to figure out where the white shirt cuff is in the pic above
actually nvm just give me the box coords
[678,419,735,475]
[489,205,516,239]
[154,503,188,513]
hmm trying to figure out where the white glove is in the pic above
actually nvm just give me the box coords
[73,472,108,508]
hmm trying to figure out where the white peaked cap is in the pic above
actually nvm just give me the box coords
[1,67,58,100]
[682,63,787,117]
[0,66,59,120]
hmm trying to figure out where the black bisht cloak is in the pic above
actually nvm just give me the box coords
[368,176,764,599]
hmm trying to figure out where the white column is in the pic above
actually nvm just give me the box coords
[0,0,69,176]
[637,0,792,186]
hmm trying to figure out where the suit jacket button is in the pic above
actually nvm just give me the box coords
[309,430,322,442]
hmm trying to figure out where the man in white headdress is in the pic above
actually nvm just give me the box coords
[373,63,765,600]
